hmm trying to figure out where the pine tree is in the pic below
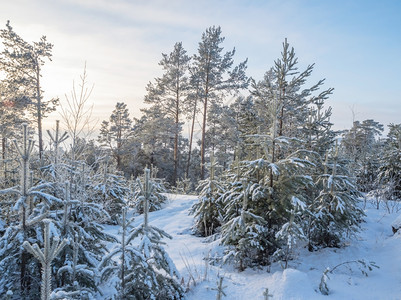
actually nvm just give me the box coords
[93,157,128,224]
[99,207,148,299]
[0,21,58,160]
[145,42,190,185]
[131,168,184,299]
[377,124,401,200]
[23,219,67,300]
[341,119,384,192]
[45,120,68,190]
[190,154,225,236]
[0,124,62,298]
[273,197,306,268]
[220,179,267,271]
[192,26,248,179]
[132,166,168,213]
[98,102,133,171]
[52,177,114,298]
[219,38,341,267]
[312,145,364,247]
[40,140,116,298]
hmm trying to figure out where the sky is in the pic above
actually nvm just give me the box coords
[1,0,400,137]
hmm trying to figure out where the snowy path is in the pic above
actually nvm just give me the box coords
[141,195,401,300]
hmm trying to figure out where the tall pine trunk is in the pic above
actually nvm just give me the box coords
[2,135,6,182]
[200,67,210,180]
[35,64,43,161]
[173,80,180,186]
[186,98,197,178]
[201,95,208,180]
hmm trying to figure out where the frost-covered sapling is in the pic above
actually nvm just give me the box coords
[53,178,115,298]
[99,207,148,299]
[23,219,67,300]
[190,154,225,236]
[130,168,184,299]
[263,288,273,300]
[0,124,63,298]
[313,145,364,248]
[220,180,267,271]
[377,124,401,202]
[46,120,68,180]
[93,156,128,224]
[274,196,307,269]
[175,174,193,195]
[211,275,227,300]
[132,166,167,213]
[318,260,379,295]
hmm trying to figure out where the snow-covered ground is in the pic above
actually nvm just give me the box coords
[116,194,401,300]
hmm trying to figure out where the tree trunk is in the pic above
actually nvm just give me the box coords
[36,64,43,161]
[173,95,179,186]
[200,95,207,180]
[2,135,6,182]
[186,98,197,178]
[200,56,211,180]
[41,263,51,300]
[121,210,126,295]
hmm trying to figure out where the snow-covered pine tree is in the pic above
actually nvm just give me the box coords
[53,234,96,299]
[341,119,384,193]
[23,219,67,300]
[0,124,62,298]
[376,123,401,200]
[50,180,112,299]
[132,165,167,213]
[175,174,194,195]
[93,156,128,224]
[130,168,184,299]
[250,38,363,253]
[312,144,364,247]
[45,120,68,182]
[220,179,267,271]
[220,134,313,269]
[273,197,306,268]
[133,105,179,184]
[40,123,118,298]
[218,41,320,267]
[98,102,133,172]
[300,94,337,251]
[190,154,225,237]
[51,171,117,298]
[99,207,148,299]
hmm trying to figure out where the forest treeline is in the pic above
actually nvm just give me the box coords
[0,21,400,299]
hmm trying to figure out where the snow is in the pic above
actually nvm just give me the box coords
[102,194,401,300]
[391,213,401,233]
